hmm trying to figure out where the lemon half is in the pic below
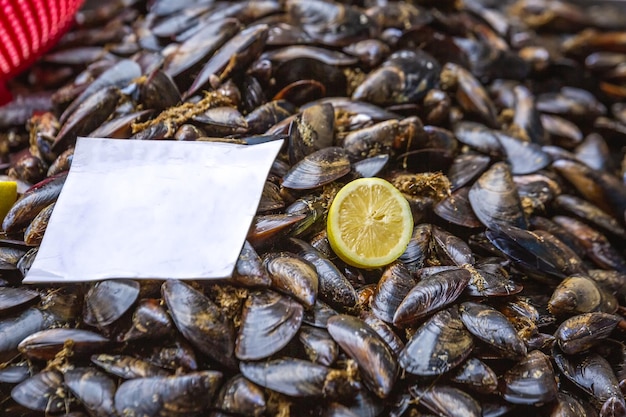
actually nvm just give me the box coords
[327,178,413,269]
[0,181,17,223]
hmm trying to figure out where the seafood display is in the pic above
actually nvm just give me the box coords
[1,0,626,415]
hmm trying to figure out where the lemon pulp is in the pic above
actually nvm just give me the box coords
[327,177,413,268]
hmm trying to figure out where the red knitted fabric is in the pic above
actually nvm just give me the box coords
[0,0,84,104]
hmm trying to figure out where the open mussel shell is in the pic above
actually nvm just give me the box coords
[114,371,223,417]
[398,306,473,376]
[282,147,351,190]
[409,384,481,417]
[393,267,471,327]
[555,312,621,355]
[162,280,236,369]
[459,301,527,359]
[235,289,303,361]
[549,274,618,316]
[500,350,558,405]
[327,314,398,399]
[468,162,528,231]
[64,367,117,417]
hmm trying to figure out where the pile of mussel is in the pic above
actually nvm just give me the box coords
[2,0,626,415]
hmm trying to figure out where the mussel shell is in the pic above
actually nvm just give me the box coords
[468,162,528,230]
[235,289,303,361]
[64,367,116,417]
[11,370,65,412]
[459,301,527,359]
[121,298,175,342]
[240,357,330,397]
[370,261,417,324]
[495,132,551,175]
[282,147,351,190]
[554,349,623,407]
[91,354,170,379]
[550,392,589,417]
[352,49,441,106]
[263,252,318,308]
[397,223,431,274]
[290,238,357,311]
[555,194,626,240]
[549,275,618,315]
[486,225,587,279]
[0,363,29,384]
[432,225,475,266]
[453,122,503,157]
[0,287,39,314]
[327,314,398,399]
[84,279,140,328]
[299,325,338,366]
[18,328,109,361]
[303,300,338,328]
[214,374,266,417]
[288,103,335,165]
[162,280,236,369]
[257,181,285,214]
[2,172,67,233]
[464,263,523,297]
[398,307,473,376]
[393,268,471,327]
[23,202,54,246]
[553,215,626,273]
[450,357,498,394]
[360,311,405,356]
[447,152,491,191]
[434,187,483,228]
[114,371,223,417]
[501,350,558,405]
[555,312,621,355]
[408,385,481,417]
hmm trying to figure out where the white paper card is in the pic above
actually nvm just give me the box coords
[24,137,283,283]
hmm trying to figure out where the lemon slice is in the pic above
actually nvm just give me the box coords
[0,181,17,222]
[327,177,413,269]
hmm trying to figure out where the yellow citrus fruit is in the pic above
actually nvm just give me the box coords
[327,177,413,269]
[0,181,17,222]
